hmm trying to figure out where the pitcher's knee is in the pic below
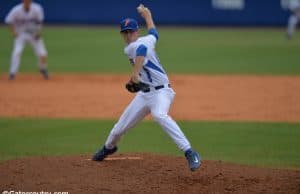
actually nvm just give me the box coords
[152,113,169,123]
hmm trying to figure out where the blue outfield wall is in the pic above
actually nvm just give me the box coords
[0,0,291,26]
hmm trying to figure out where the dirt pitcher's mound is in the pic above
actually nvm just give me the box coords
[0,154,299,194]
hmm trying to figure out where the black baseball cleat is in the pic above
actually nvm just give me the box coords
[92,146,118,161]
[40,69,49,80]
[9,74,15,80]
[185,148,201,171]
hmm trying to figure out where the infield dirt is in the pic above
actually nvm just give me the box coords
[1,74,300,122]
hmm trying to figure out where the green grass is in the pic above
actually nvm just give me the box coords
[0,118,299,169]
[1,26,300,74]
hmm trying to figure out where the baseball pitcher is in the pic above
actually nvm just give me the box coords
[5,0,49,80]
[92,4,201,171]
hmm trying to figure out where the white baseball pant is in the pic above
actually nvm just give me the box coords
[105,86,192,152]
[10,33,47,74]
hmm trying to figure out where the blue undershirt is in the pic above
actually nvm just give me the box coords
[148,28,159,40]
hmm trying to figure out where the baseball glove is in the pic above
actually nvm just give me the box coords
[125,79,149,93]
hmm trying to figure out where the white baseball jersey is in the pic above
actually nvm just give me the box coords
[124,34,169,87]
[5,2,44,35]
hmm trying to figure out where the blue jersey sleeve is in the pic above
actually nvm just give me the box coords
[148,28,159,40]
[136,44,148,57]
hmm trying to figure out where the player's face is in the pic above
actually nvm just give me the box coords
[120,30,139,44]
[23,0,31,10]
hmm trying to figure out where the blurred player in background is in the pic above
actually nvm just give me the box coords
[287,0,300,39]
[5,0,49,80]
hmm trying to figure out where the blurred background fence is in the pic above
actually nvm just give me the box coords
[0,0,292,26]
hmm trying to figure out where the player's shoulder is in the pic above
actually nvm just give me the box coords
[124,35,156,56]
[137,35,156,46]
[31,2,43,10]
[9,3,23,13]
[125,38,147,52]
[124,41,139,56]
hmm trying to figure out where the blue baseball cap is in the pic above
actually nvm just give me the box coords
[120,18,139,32]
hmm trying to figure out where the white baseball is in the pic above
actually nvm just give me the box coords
[137,4,145,13]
